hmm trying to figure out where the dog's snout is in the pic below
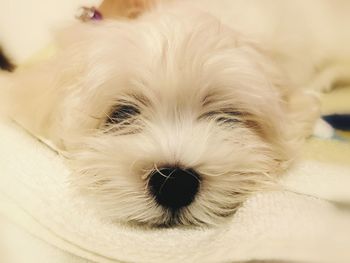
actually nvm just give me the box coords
[148,167,200,210]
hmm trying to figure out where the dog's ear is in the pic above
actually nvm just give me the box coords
[0,58,70,147]
[0,21,104,147]
[261,70,320,164]
[284,89,320,140]
[233,40,320,164]
[0,20,135,149]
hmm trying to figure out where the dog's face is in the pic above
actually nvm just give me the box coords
[39,9,308,227]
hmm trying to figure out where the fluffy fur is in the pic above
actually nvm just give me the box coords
[1,0,349,226]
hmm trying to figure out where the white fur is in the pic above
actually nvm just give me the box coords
[1,0,349,226]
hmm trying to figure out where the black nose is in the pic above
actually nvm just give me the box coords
[148,167,200,210]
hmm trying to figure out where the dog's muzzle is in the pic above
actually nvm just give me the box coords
[148,167,201,210]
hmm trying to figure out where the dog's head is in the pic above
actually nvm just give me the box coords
[38,6,315,227]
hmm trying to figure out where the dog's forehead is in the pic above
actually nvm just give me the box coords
[87,15,273,112]
[108,22,242,98]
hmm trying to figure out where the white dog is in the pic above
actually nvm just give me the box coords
[1,0,350,227]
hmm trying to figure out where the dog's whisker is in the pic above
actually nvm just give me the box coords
[182,169,201,184]
[153,164,169,180]
[157,168,178,195]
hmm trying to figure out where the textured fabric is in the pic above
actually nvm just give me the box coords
[0,216,93,263]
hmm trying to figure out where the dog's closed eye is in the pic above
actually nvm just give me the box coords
[200,109,244,125]
[107,104,140,125]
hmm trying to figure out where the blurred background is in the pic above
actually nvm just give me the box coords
[0,0,101,64]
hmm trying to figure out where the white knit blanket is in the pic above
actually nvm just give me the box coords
[1,118,350,263]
